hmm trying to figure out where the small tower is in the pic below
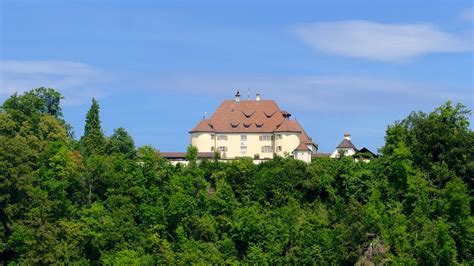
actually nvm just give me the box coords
[344,133,351,140]
[256,93,261,102]
[235,90,241,103]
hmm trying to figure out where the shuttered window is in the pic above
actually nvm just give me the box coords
[218,146,228,152]
[217,135,228,140]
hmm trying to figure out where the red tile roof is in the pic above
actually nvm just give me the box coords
[189,98,317,153]
[191,100,307,133]
[190,119,214,133]
[274,118,301,133]
[294,142,311,151]
[190,100,287,133]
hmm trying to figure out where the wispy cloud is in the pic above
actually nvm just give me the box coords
[292,20,471,62]
[136,73,471,113]
[2,61,470,113]
[0,60,112,105]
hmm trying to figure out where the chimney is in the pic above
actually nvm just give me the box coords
[235,90,241,103]
[344,133,351,141]
[256,93,261,102]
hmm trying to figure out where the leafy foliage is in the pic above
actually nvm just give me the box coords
[1,88,472,264]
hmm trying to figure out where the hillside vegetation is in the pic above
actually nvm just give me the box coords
[1,88,473,264]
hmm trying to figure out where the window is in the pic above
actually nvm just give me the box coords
[218,146,228,152]
[211,134,215,139]
[217,135,228,141]
[241,135,247,141]
[277,146,282,152]
[259,134,272,141]
[261,146,272,153]
[276,134,282,140]
[240,146,247,154]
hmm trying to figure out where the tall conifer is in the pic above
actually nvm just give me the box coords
[81,98,106,155]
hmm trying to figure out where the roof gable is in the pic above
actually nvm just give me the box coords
[190,119,214,133]
[336,139,357,150]
[191,100,286,133]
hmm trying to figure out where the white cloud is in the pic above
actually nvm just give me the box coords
[137,73,471,113]
[2,61,470,113]
[292,20,471,62]
[0,60,111,105]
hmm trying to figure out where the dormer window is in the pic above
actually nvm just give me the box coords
[230,121,240,128]
[242,110,255,118]
[264,111,276,118]
[281,110,291,118]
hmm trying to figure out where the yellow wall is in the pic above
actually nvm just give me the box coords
[215,133,273,159]
[190,132,214,152]
[275,133,300,157]
[190,132,303,160]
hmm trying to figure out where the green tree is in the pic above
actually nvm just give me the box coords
[2,89,473,265]
[185,145,198,167]
[106,127,135,158]
[382,101,473,188]
[1,87,63,121]
[81,98,106,156]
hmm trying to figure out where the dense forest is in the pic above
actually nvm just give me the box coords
[1,88,473,265]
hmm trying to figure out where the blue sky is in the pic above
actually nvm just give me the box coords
[1,0,473,153]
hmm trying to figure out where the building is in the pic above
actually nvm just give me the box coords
[353,147,378,162]
[189,92,317,163]
[330,133,377,161]
[330,133,357,158]
[159,152,214,166]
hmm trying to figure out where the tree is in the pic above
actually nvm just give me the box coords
[1,88,71,136]
[1,87,63,120]
[2,89,473,265]
[106,127,135,158]
[81,98,106,156]
[185,145,198,165]
[382,102,473,189]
